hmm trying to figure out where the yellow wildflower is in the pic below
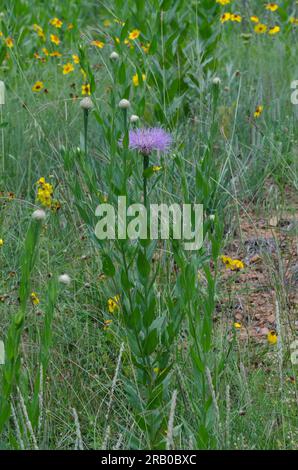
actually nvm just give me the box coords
[67,23,74,30]
[221,255,244,271]
[267,331,278,345]
[103,319,113,330]
[37,177,46,185]
[254,105,263,118]
[254,23,267,34]
[132,73,146,86]
[81,83,91,95]
[72,54,79,64]
[5,37,13,48]
[50,18,63,28]
[152,166,162,172]
[234,322,242,329]
[33,24,43,33]
[107,295,120,314]
[33,24,45,40]
[51,200,61,212]
[91,40,104,48]
[216,0,230,4]
[231,14,242,22]
[42,47,49,56]
[128,29,140,40]
[265,3,278,12]
[268,25,280,35]
[232,259,245,270]
[38,31,45,40]
[290,17,298,25]
[0,239,4,247]
[250,15,259,23]
[50,51,62,57]
[62,62,74,75]
[37,189,52,207]
[30,292,40,305]
[36,177,53,208]
[220,12,231,23]
[32,81,44,92]
[50,34,60,45]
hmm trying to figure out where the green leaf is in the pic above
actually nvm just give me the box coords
[137,250,150,279]
[0,46,6,66]
[143,166,157,179]
[118,62,126,84]
[143,294,156,328]
[144,328,158,355]
[197,424,210,449]
[120,21,129,42]
[161,0,172,10]
[121,268,134,290]
[102,254,115,277]
[190,346,205,373]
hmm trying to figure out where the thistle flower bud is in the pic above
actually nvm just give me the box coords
[32,209,46,221]
[0,81,5,105]
[58,274,71,285]
[130,114,139,123]
[212,77,221,86]
[109,51,119,60]
[80,97,94,110]
[118,99,130,109]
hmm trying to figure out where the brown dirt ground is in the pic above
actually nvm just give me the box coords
[218,187,298,342]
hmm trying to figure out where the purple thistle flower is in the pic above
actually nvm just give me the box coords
[128,127,172,155]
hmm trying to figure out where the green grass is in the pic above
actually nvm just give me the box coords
[0,0,297,450]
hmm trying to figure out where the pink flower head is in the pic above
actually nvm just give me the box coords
[128,127,172,155]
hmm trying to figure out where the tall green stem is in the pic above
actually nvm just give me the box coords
[0,217,42,431]
[143,154,149,209]
[83,108,89,157]
[142,153,150,379]
[1,106,5,177]
[122,109,128,183]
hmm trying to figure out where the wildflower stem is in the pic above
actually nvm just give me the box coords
[143,154,149,209]
[122,108,128,182]
[0,105,5,175]
[142,153,151,392]
[83,108,89,157]
[123,108,127,133]
[120,245,151,372]
[0,217,42,432]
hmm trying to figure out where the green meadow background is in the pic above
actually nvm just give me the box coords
[0,0,297,450]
